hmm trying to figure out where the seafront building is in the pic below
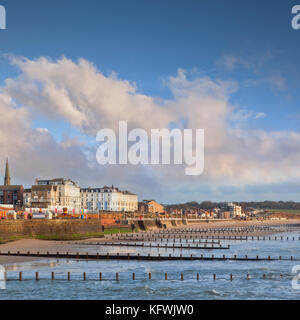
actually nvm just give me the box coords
[80,185,138,212]
[0,158,24,207]
[23,189,32,208]
[228,202,242,218]
[138,201,149,214]
[0,158,244,218]
[138,200,165,214]
[30,184,59,209]
[30,178,81,211]
[217,211,231,219]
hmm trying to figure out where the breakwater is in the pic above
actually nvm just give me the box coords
[2,271,286,282]
[0,250,297,261]
[75,241,230,250]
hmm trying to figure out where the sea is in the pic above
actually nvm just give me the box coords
[1,229,300,300]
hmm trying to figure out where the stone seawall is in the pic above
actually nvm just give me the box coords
[131,219,189,231]
[0,220,102,238]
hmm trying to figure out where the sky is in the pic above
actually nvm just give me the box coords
[0,0,300,203]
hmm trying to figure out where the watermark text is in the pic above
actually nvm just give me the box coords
[96,121,204,176]
[0,5,6,30]
[0,265,6,290]
[292,5,300,30]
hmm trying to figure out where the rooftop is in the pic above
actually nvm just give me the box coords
[32,185,57,191]
[80,186,136,196]
[0,185,23,191]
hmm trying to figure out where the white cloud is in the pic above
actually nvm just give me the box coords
[255,112,267,119]
[217,55,241,70]
[1,56,300,202]
[218,53,286,90]
[231,109,267,122]
[36,128,49,133]
[217,51,274,73]
[245,75,286,90]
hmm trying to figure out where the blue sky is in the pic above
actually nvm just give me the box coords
[0,0,300,203]
[1,0,299,132]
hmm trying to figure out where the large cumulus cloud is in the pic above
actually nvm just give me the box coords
[1,55,300,202]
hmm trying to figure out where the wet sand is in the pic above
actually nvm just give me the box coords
[0,256,40,264]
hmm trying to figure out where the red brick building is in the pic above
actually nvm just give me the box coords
[0,185,24,206]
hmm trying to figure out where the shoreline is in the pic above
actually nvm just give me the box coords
[0,219,299,265]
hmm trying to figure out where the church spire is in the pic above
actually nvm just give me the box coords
[4,158,11,186]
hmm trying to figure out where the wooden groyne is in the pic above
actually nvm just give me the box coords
[118,223,300,237]
[4,271,288,282]
[75,242,230,250]
[113,234,300,241]
[110,237,221,243]
[0,251,298,261]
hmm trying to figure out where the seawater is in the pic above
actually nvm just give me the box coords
[1,231,300,300]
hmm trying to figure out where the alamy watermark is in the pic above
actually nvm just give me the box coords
[0,5,6,30]
[0,265,6,290]
[292,265,300,289]
[292,5,300,30]
[96,121,204,176]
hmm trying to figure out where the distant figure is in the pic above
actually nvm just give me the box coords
[101,225,105,232]
[131,223,135,232]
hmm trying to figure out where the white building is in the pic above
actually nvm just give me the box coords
[35,178,81,211]
[80,185,138,212]
[228,202,242,218]
[23,189,32,208]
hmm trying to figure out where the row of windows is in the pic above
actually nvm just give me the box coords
[0,191,19,195]
[82,200,137,206]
